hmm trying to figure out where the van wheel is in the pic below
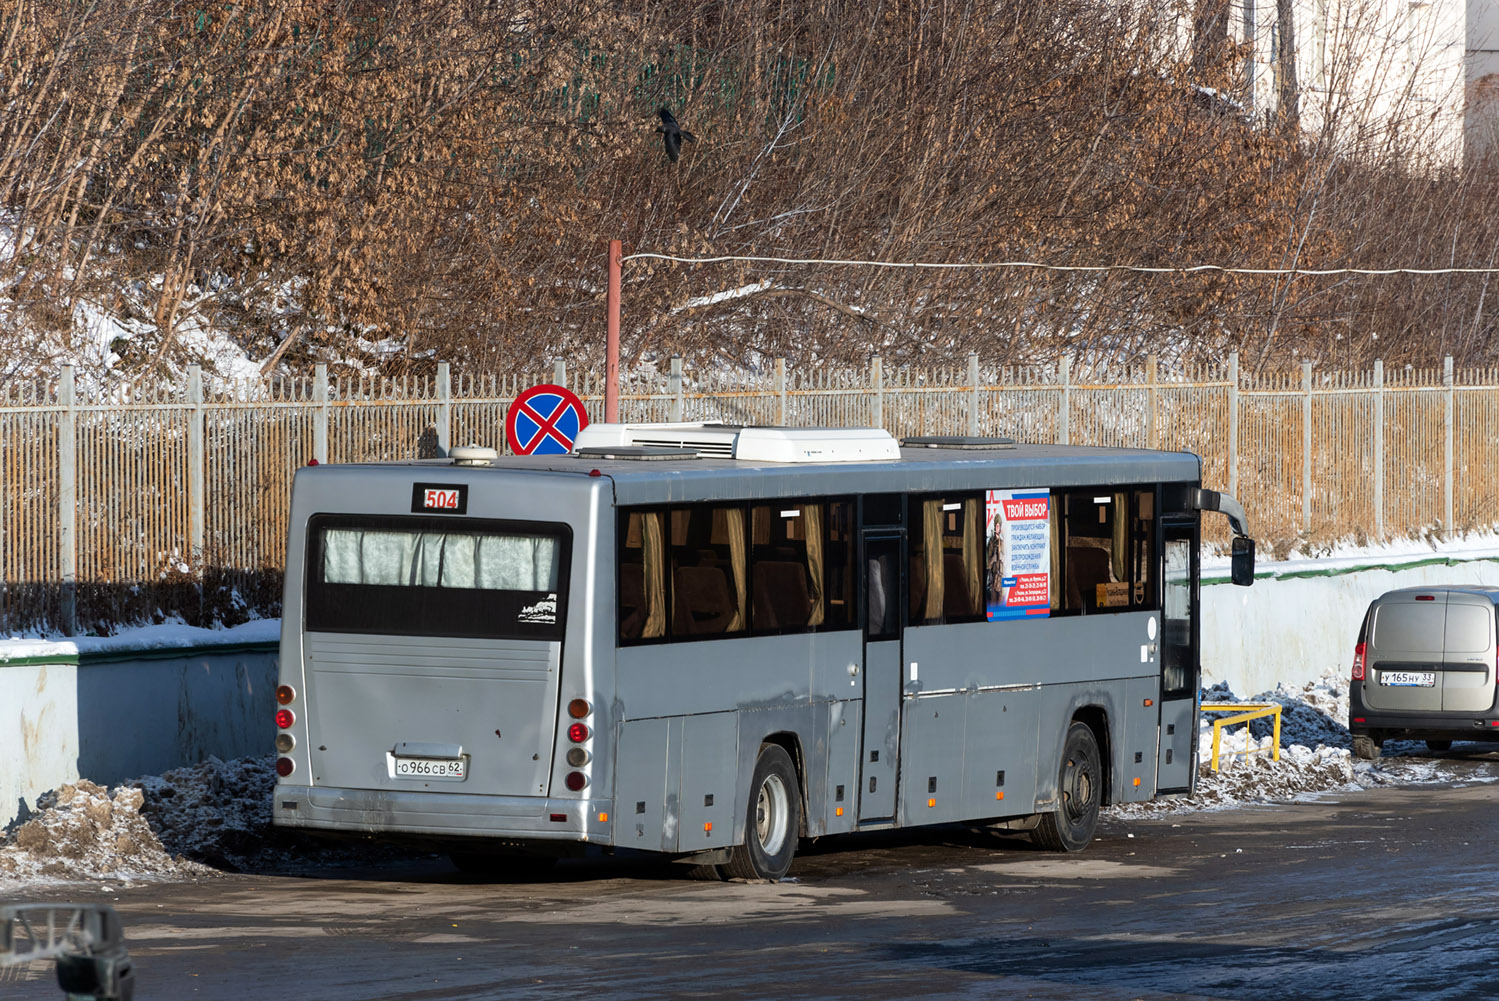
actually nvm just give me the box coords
[1425,739,1452,752]
[1033,722,1102,853]
[722,744,800,881]
[1351,734,1381,759]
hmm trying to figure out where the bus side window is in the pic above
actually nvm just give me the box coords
[1056,488,1157,615]
[822,499,857,629]
[909,493,983,625]
[619,508,667,642]
[668,505,748,639]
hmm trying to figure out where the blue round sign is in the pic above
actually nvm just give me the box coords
[505,384,590,455]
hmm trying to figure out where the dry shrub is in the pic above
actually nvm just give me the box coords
[0,0,1494,380]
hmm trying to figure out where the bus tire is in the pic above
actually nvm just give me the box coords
[1351,734,1381,759]
[722,744,800,881]
[1033,722,1102,853]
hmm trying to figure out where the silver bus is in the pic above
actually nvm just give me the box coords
[272,423,1254,879]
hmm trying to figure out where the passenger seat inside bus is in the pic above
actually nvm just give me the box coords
[1065,545,1111,611]
[674,565,737,634]
[752,561,812,629]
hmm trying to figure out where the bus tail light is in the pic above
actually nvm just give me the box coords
[1352,642,1366,682]
[276,685,296,706]
[276,708,295,729]
[568,699,591,719]
[565,772,588,791]
[567,722,590,743]
[275,757,295,777]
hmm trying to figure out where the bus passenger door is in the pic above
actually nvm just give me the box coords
[860,533,904,821]
[1157,519,1200,793]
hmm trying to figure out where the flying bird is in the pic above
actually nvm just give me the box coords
[656,106,696,163]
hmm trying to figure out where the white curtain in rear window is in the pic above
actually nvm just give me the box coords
[322,529,559,590]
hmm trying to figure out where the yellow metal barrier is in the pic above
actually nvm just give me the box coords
[1200,702,1283,771]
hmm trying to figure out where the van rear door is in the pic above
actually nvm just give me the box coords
[1363,595,1445,713]
[1439,595,1497,713]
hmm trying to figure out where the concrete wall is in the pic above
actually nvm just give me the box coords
[1203,557,1499,697]
[3,643,278,829]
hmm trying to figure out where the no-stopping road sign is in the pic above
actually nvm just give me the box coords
[505,384,590,455]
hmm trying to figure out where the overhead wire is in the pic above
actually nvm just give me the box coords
[621,251,1499,277]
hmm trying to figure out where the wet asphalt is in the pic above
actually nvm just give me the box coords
[4,764,1499,1000]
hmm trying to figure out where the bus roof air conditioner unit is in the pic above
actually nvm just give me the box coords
[571,423,900,462]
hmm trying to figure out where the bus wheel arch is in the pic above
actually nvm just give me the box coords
[1069,705,1113,808]
[1032,717,1105,853]
[722,739,802,881]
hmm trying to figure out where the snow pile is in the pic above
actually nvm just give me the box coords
[0,755,406,887]
[1116,666,1491,816]
[0,780,213,884]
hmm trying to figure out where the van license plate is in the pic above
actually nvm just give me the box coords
[1382,671,1435,687]
[393,756,467,780]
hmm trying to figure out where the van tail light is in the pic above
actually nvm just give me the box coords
[1352,642,1366,681]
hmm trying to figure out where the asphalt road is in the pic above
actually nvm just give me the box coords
[5,780,1499,1001]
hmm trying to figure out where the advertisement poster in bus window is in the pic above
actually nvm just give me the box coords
[986,489,1051,620]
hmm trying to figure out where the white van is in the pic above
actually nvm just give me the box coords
[1348,586,1499,758]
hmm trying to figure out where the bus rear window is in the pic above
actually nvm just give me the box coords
[305,515,570,640]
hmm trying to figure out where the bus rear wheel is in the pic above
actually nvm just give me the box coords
[722,744,800,881]
[1033,722,1102,853]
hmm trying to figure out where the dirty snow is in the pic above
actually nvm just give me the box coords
[0,755,407,889]
[1113,665,1494,817]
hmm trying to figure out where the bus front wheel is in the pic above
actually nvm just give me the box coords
[1033,722,1102,853]
[722,744,800,881]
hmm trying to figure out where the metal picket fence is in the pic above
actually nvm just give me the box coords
[3,352,1497,634]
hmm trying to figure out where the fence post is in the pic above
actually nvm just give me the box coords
[1059,356,1071,446]
[1302,361,1313,535]
[1373,359,1384,539]
[187,365,205,576]
[967,353,981,436]
[553,359,566,388]
[58,365,77,636]
[669,356,684,422]
[1227,352,1239,499]
[775,358,787,425]
[1147,354,1158,448]
[436,362,452,456]
[871,355,884,429]
[314,363,329,464]
[1444,356,1454,535]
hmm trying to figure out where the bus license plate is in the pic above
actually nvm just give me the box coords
[1382,671,1435,687]
[393,756,467,780]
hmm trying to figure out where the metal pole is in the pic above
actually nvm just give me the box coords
[436,361,451,456]
[1444,356,1454,535]
[1302,361,1313,535]
[967,352,981,436]
[1227,351,1239,499]
[1373,359,1384,539]
[1059,356,1071,446]
[669,356,683,422]
[775,358,786,426]
[1147,353,1158,449]
[606,239,621,423]
[58,365,77,635]
[314,363,329,464]
[187,365,205,572]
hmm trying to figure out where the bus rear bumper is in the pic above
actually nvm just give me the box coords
[271,784,615,845]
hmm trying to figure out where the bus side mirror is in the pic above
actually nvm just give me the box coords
[1231,536,1255,587]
